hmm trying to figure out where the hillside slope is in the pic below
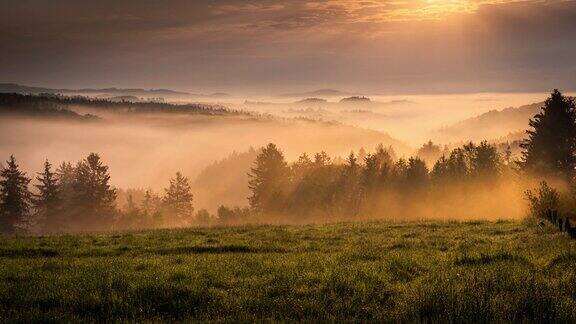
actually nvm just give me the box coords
[435,102,542,142]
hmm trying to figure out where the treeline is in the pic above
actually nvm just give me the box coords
[0,154,203,234]
[244,90,576,224]
[0,93,99,120]
[0,93,242,117]
[522,90,576,232]
[246,140,514,222]
[1,90,574,233]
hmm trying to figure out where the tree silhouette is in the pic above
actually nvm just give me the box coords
[34,159,61,232]
[471,141,500,180]
[405,157,429,189]
[248,143,290,213]
[0,156,32,233]
[334,152,362,217]
[520,89,576,181]
[71,153,117,230]
[417,140,442,168]
[163,172,194,225]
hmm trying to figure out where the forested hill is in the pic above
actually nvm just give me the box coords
[435,102,543,142]
[0,93,98,120]
[0,83,190,97]
[0,93,246,117]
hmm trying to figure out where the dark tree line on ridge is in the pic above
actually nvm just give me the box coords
[1,90,575,233]
[0,92,242,117]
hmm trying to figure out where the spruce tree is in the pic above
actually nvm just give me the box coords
[34,160,61,232]
[248,143,290,213]
[417,140,442,168]
[72,153,117,230]
[0,156,32,234]
[520,90,576,181]
[163,172,194,225]
[471,141,500,180]
[405,157,429,188]
[334,152,362,217]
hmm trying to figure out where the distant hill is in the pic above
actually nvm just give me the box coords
[0,83,190,97]
[435,102,542,142]
[0,93,99,120]
[0,93,240,118]
[340,96,371,103]
[279,89,358,98]
[193,149,259,211]
[206,93,232,99]
[296,98,328,104]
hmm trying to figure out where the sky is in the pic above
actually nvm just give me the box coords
[1,0,575,94]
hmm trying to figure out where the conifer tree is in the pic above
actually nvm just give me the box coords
[417,140,442,168]
[405,157,429,188]
[248,143,290,213]
[520,89,576,181]
[471,141,500,180]
[334,152,362,216]
[34,159,61,232]
[72,153,117,230]
[0,156,32,233]
[163,172,194,224]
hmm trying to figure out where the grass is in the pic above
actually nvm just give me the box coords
[1,220,576,322]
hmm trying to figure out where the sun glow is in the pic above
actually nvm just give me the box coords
[334,0,485,21]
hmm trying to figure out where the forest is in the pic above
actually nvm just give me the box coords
[1,90,575,234]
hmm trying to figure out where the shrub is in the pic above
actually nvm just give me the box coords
[525,181,560,219]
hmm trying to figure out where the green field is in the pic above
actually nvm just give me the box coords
[1,220,576,322]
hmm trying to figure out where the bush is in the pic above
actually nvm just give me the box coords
[525,181,560,219]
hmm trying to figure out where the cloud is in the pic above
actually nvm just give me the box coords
[0,0,575,93]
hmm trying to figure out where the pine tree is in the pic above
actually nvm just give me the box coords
[0,156,32,234]
[520,90,576,181]
[405,157,429,188]
[334,152,362,217]
[163,172,194,225]
[72,153,117,230]
[248,143,290,213]
[417,140,442,168]
[34,159,61,232]
[471,141,500,180]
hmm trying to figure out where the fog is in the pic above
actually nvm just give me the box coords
[212,92,558,145]
[0,91,560,231]
[0,104,406,212]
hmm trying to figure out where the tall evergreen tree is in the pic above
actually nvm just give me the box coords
[405,157,429,189]
[520,90,576,181]
[471,141,500,180]
[334,152,362,216]
[72,153,117,230]
[248,143,290,213]
[34,160,61,232]
[0,156,32,234]
[163,172,194,225]
[142,189,160,214]
[417,140,442,168]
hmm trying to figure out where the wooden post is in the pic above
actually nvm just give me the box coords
[568,220,576,239]
[564,218,571,233]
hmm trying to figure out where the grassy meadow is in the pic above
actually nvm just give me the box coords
[1,220,576,322]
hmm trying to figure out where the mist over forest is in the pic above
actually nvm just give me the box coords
[3,0,576,321]
[1,87,573,234]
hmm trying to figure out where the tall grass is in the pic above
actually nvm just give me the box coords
[1,221,575,322]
